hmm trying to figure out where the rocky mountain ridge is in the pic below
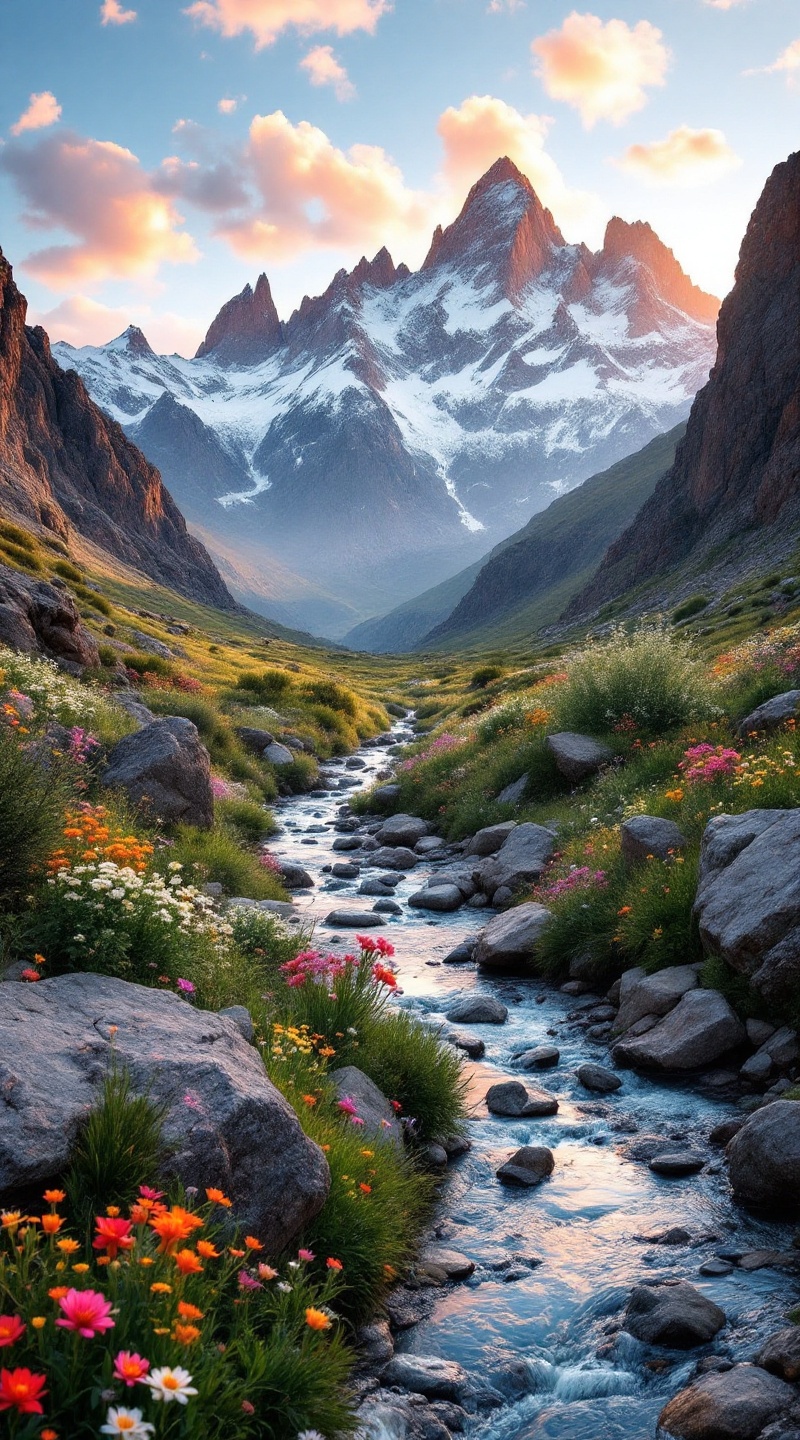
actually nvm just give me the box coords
[54,157,719,635]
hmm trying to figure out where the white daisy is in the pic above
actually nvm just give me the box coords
[100,1406,155,1437]
[142,1365,198,1405]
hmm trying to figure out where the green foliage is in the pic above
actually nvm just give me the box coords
[673,594,710,622]
[54,558,84,583]
[276,753,318,793]
[65,1067,167,1227]
[2,540,42,570]
[0,520,36,550]
[126,651,173,677]
[0,728,66,906]
[470,664,505,688]
[217,795,275,845]
[98,643,118,666]
[235,667,294,702]
[355,1009,467,1142]
[76,584,112,615]
[303,679,358,716]
[169,824,286,899]
[616,850,703,971]
[553,624,717,735]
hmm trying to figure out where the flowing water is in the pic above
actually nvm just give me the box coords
[270,721,799,1440]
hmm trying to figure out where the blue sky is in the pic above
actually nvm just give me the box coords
[1,0,798,353]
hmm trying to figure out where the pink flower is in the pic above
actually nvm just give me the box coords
[336,1097,359,1117]
[113,1352,150,1387]
[176,979,195,995]
[139,1186,164,1202]
[56,1289,115,1339]
[238,1271,262,1291]
[297,1248,315,1262]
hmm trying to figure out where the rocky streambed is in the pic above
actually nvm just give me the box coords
[256,720,800,1440]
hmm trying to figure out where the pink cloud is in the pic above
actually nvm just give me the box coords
[748,37,800,84]
[10,92,62,137]
[300,45,356,101]
[32,294,203,355]
[218,97,238,113]
[101,0,138,22]
[183,0,389,50]
[1,130,198,288]
[616,125,740,186]
[532,11,669,128]
[704,0,748,8]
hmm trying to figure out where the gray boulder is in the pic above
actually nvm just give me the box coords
[694,809,800,1005]
[446,995,508,1025]
[329,1066,403,1150]
[325,909,388,928]
[613,964,700,1036]
[496,1146,554,1187]
[420,1247,476,1281]
[236,726,275,754]
[103,716,213,828]
[478,824,556,900]
[620,814,687,864]
[370,784,401,806]
[0,974,329,1250]
[445,1029,485,1058]
[546,731,614,782]
[278,861,313,889]
[649,1152,705,1177]
[264,742,294,766]
[738,689,800,738]
[466,822,518,856]
[408,885,464,912]
[756,1328,800,1382]
[0,563,100,668]
[726,1099,800,1210]
[657,1364,795,1440]
[114,692,157,728]
[376,813,430,848]
[474,902,552,969]
[517,1044,560,1070]
[612,989,745,1071]
[575,1063,622,1094]
[485,1081,559,1117]
[624,1280,725,1348]
[496,776,528,807]
[381,1355,470,1403]
[370,846,418,870]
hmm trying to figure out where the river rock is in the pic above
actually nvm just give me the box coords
[620,814,687,864]
[517,1044,560,1070]
[325,909,387,928]
[415,836,446,855]
[477,824,556,900]
[331,861,359,879]
[235,725,275,754]
[546,731,614,782]
[485,1081,559,1117]
[474,903,552,969]
[103,716,213,828]
[370,784,401,806]
[420,1247,476,1281]
[376,813,430,848]
[726,1099,800,1210]
[409,885,464,912]
[737,689,800,737]
[370,846,418,870]
[356,1319,394,1367]
[264,741,294,766]
[445,995,508,1024]
[496,1146,554,1187]
[613,964,700,1036]
[612,989,745,1071]
[442,940,476,964]
[756,1329,800,1382]
[575,1063,622,1093]
[657,1364,796,1440]
[465,822,518,856]
[332,835,361,851]
[649,1152,705,1176]
[624,1280,725,1347]
[0,563,100,668]
[445,1029,486,1058]
[278,861,313,889]
[329,1066,402,1150]
[373,899,402,915]
[694,809,800,1005]
[381,1354,471,1403]
[359,879,395,896]
[496,776,528,807]
[0,974,329,1250]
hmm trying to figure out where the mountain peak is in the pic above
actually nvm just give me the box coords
[106,325,155,358]
[598,218,719,325]
[196,273,283,366]
[422,155,565,298]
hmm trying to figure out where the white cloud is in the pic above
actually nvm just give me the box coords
[616,125,740,186]
[10,92,62,137]
[300,46,356,101]
[532,11,669,128]
[32,294,203,355]
[747,37,800,85]
[183,0,389,50]
[100,0,138,24]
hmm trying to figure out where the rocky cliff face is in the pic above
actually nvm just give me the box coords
[195,273,283,366]
[570,150,800,616]
[0,248,234,609]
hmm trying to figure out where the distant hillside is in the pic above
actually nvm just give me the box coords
[342,559,485,653]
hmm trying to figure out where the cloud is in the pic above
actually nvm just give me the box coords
[31,294,203,354]
[704,0,747,8]
[300,45,356,101]
[10,92,62,136]
[437,94,602,234]
[616,125,740,186]
[532,11,669,127]
[100,0,138,23]
[183,0,390,50]
[218,97,238,113]
[747,37,800,84]
[0,130,198,288]
[487,0,525,11]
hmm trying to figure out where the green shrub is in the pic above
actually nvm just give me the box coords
[218,795,275,845]
[303,680,357,716]
[65,1067,167,1226]
[125,651,173,677]
[0,728,67,906]
[75,585,112,616]
[277,754,318,793]
[356,1009,466,1142]
[0,520,35,549]
[54,558,84,583]
[673,595,710,622]
[616,850,703,971]
[97,643,118,667]
[169,825,287,899]
[235,668,294,702]
[2,541,42,570]
[554,624,717,735]
[470,664,505,688]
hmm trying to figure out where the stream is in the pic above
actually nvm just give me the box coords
[268,720,799,1440]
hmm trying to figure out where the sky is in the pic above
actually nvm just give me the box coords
[1,0,798,356]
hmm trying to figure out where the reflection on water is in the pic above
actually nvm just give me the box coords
[273,722,799,1439]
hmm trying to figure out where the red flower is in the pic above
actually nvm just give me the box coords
[93,1215,135,1260]
[0,1317,24,1348]
[0,1367,47,1415]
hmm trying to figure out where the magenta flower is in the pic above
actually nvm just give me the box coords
[56,1289,115,1339]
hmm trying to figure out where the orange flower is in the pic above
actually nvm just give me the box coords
[33,955,47,967]
[177,1301,204,1320]
[173,1249,203,1275]
[359,1183,372,1195]
[228,1248,245,1259]
[305,1308,332,1331]
[41,1429,59,1439]
[44,1188,66,1202]
[196,1240,220,1260]
[205,1188,232,1208]
[40,1214,63,1235]
[244,1237,263,1252]
[617,906,632,917]
[56,1240,80,1255]
[149,1206,203,1254]
[150,1283,172,1294]
[326,1257,343,1271]
[302,1094,317,1107]
[129,1204,149,1225]
[47,1288,69,1301]
[173,1323,201,1346]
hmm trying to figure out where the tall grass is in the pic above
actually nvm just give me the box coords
[65,1068,167,1227]
[553,624,718,736]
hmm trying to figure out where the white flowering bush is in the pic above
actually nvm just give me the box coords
[32,861,232,986]
[0,646,134,745]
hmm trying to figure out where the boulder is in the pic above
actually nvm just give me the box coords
[420,1247,476,1281]
[103,716,213,828]
[325,909,388,928]
[445,1029,485,1058]
[278,861,313,889]
[264,742,295,766]
[465,822,518,857]
[445,995,508,1025]
[649,1152,705,1177]
[370,784,401,806]
[756,1329,800,1382]
[726,1099,800,1210]
[738,690,800,738]
[546,732,614,782]
[218,1005,254,1042]
[332,836,361,852]
[575,1063,622,1094]
[624,1280,725,1348]
[517,1044,560,1070]
[236,726,275,754]
[376,813,430,849]
[370,846,418,870]
[442,939,476,965]
[620,814,687,865]
[657,1364,795,1440]
[612,989,745,1072]
[381,1355,470,1403]
[613,964,700,1036]
[0,563,99,668]
[329,1066,402,1150]
[496,1146,554,1187]
[408,885,464,913]
[415,836,446,856]
[474,903,552,969]
[477,824,556,900]
[694,809,800,1004]
[114,692,157,728]
[485,1081,559,1117]
[331,862,359,879]
[496,776,528,807]
[0,974,329,1251]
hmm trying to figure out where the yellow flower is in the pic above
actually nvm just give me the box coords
[31,1317,46,1330]
[151,1282,172,1294]
[57,1239,81,1254]
[72,1263,90,1274]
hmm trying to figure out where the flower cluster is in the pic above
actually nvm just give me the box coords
[679,743,741,785]
[535,865,608,902]
[0,648,97,725]
[48,804,154,874]
[397,733,466,772]
[733,749,800,790]
[713,622,800,684]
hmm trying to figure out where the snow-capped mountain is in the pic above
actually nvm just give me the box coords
[54,157,719,635]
